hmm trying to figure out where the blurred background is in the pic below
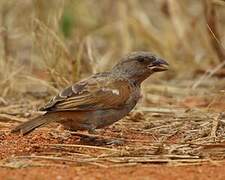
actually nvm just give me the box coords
[0,0,224,109]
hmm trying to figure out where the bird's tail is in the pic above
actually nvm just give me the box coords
[11,113,51,135]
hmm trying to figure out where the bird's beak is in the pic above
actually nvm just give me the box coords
[148,58,169,72]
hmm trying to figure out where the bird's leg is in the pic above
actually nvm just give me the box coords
[78,123,98,135]
[69,124,100,140]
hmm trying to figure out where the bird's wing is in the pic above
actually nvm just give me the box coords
[40,75,132,112]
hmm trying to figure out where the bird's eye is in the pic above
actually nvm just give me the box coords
[137,58,145,63]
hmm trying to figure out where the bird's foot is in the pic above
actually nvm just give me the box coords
[88,128,98,134]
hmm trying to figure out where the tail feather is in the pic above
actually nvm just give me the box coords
[11,114,50,135]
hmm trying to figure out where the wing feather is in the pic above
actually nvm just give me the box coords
[40,74,132,112]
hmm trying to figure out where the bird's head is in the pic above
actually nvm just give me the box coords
[112,51,169,84]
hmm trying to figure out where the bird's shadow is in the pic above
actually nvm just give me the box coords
[71,132,124,146]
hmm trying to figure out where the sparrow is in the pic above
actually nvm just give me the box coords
[12,51,169,135]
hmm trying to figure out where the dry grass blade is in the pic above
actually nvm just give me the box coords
[192,60,225,89]
[204,0,225,62]
[105,156,209,164]
[210,113,223,139]
[11,155,107,167]
[45,144,120,152]
[22,75,59,94]
[33,18,73,65]
[213,0,225,6]
[192,12,225,89]
[135,107,184,114]
[0,114,27,122]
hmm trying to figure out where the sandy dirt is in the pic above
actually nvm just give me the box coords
[1,164,225,180]
[0,96,225,180]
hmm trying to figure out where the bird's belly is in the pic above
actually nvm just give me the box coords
[93,107,131,128]
[55,106,133,131]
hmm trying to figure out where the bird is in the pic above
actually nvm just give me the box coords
[11,51,169,135]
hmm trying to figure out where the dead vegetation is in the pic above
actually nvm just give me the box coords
[0,99,225,168]
[0,0,225,95]
[0,0,225,178]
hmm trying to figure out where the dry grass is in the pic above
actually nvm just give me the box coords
[0,0,224,97]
